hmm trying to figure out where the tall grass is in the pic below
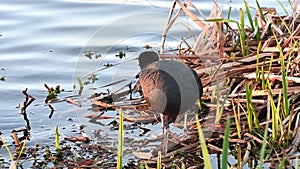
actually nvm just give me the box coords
[206,1,250,56]
[232,99,241,139]
[157,151,162,169]
[276,0,289,15]
[195,114,212,169]
[267,80,284,141]
[245,83,260,133]
[279,158,286,168]
[258,123,269,169]
[16,139,27,165]
[255,0,266,24]
[273,32,290,117]
[215,81,221,123]
[225,6,232,33]
[216,81,232,124]
[221,116,230,169]
[255,41,262,82]
[239,8,247,56]
[244,1,254,32]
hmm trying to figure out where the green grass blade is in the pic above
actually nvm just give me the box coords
[221,116,230,169]
[0,138,14,162]
[254,17,261,40]
[244,1,254,31]
[255,0,266,23]
[181,161,186,169]
[278,158,286,169]
[55,125,60,151]
[117,108,124,169]
[296,156,299,169]
[206,18,240,28]
[77,77,83,88]
[226,6,232,33]
[267,80,278,140]
[196,114,212,169]
[246,83,260,132]
[239,8,247,56]
[276,89,284,136]
[140,162,149,169]
[17,139,27,162]
[276,0,289,15]
[273,32,289,117]
[261,66,266,90]
[215,81,221,123]
[288,0,292,7]
[258,123,269,169]
[232,100,241,139]
[216,80,233,124]
[255,41,262,82]
[267,54,274,79]
[157,151,162,169]
[246,83,253,133]
[198,99,203,112]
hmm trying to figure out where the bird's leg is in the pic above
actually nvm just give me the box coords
[163,127,170,155]
[183,111,188,132]
[160,114,170,154]
[160,113,165,134]
[129,81,133,100]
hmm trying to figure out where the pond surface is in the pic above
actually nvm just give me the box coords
[0,0,292,167]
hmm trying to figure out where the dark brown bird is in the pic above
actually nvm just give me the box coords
[137,51,203,128]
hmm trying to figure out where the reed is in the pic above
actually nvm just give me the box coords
[55,125,60,151]
[255,0,266,23]
[235,144,242,169]
[279,158,286,168]
[0,138,15,168]
[157,151,162,169]
[206,15,248,56]
[221,116,230,169]
[239,8,247,56]
[117,108,124,169]
[77,77,84,89]
[225,6,232,33]
[245,83,260,133]
[267,80,280,141]
[244,1,254,32]
[232,99,241,139]
[276,0,289,15]
[258,123,269,169]
[215,81,221,123]
[195,114,212,169]
[254,17,261,40]
[255,41,262,82]
[273,32,290,117]
[16,139,27,166]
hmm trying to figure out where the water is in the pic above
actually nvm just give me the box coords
[0,0,293,167]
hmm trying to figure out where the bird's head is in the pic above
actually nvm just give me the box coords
[138,51,159,69]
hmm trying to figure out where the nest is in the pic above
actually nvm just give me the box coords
[88,1,300,168]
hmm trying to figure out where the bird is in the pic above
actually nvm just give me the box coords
[137,51,203,130]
